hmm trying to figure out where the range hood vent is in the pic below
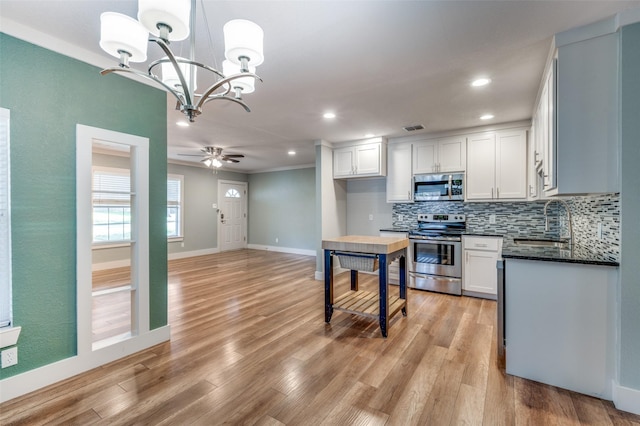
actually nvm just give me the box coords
[403,124,424,132]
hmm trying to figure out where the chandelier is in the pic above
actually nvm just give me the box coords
[98,0,263,122]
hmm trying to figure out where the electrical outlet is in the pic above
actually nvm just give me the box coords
[369,214,374,221]
[597,223,603,240]
[398,214,404,221]
[275,237,279,243]
[489,214,496,224]
[180,242,184,248]
[1,347,17,368]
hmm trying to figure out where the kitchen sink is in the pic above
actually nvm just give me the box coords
[512,238,570,249]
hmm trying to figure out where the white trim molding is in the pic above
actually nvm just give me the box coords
[0,326,20,349]
[613,382,640,415]
[247,244,316,257]
[0,326,170,403]
[168,248,220,260]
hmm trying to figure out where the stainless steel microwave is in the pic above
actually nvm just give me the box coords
[414,173,464,201]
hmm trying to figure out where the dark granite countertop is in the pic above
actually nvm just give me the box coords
[380,228,413,233]
[379,229,619,266]
[462,232,504,238]
[502,239,619,267]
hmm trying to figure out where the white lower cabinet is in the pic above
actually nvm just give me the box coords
[462,236,502,299]
[505,259,616,398]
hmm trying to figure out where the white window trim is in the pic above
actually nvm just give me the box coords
[0,107,20,348]
[167,173,184,240]
[77,124,150,355]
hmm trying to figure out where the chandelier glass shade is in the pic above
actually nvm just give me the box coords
[99,0,263,122]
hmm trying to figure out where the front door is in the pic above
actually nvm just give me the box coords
[218,180,247,252]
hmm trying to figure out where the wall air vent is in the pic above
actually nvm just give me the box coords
[403,124,424,132]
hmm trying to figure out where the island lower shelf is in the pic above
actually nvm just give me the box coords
[333,290,406,319]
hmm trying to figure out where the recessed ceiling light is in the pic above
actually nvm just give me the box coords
[323,112,336,119]
[471,78,491,87]
[480,114,494,120]
[288,150,296,156]
[176,121,189,127]
[365,133,375,138]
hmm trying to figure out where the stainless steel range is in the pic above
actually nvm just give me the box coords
[408,213,465,295]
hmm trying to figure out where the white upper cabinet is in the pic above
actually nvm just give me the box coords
[531,57,556,188]
[496,130,528,199]
[333,147,355,178]
[333,139,387,179]
[386,142,413,203]
[549,31,619,195]
[413,136,466,174]
[466,132,496,199]
[466,129,527,201]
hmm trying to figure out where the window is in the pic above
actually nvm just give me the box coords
[92,167,131,243]
[167,174,183,239]
[0,108,11,328]
[225,188,241,198]
[91,167,183,243]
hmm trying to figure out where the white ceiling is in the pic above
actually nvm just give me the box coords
[2,0,640,173]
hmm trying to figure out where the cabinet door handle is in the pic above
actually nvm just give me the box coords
[497,187,500,198]
[476,244,488,248]
[491,188,494,199]
[466,252,469,263]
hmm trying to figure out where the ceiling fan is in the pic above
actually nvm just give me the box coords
[179,146,245,168]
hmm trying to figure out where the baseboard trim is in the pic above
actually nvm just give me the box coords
[247,244,315,257]
[168,248,219,260]
[0,326,171,403]
[613,382,640,415]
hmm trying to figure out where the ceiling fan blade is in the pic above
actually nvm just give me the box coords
[225,158,240,163]
[178,153,206,157]
[222,154,245,158]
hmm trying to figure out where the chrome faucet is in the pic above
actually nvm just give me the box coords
[543,199,573,247]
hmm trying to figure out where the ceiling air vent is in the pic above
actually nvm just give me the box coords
[403,124,424,132]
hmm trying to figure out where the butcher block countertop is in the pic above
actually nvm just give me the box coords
[321,235,409,254]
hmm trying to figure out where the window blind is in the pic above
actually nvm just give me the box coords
[93,168,131,205]
[0,108,12,328]
[167,176,181,207]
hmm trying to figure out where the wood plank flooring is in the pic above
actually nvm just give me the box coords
[1,249,639,425]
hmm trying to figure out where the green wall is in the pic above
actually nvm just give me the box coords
[0,33,168,377]
[620,22,640,390]
[248,168,315,250]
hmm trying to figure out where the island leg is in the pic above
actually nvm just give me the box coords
[379,254,388,338]
[350,269,358,291]
[399,252,407,316]
[324,249,333,323]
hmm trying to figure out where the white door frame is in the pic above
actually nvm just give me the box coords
[217,179,248,252]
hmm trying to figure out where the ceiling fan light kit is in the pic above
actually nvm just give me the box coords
[180,146,245,170]
[99,0,264,122]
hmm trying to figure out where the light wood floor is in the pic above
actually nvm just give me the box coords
[1,250,639,425]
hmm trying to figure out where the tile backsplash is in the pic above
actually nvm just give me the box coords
[392,193,620,262]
